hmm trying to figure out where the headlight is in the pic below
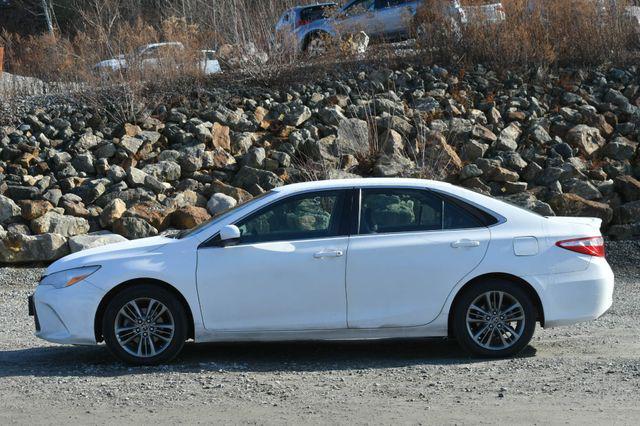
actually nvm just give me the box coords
[39,266,101,289]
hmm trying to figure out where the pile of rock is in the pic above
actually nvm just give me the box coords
[1,62,640,262]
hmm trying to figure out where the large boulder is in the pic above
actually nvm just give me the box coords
[500,193,555,216]
[0,232,69,263]
[336,118,370,156]
[68,233,128,253]
[565,125,605,157]
[0,196,21,224]
[100,198,127,228]
[615,175,640,202]
[113,217,158,239]
[548,193,613,224]
[207,193,238,215]
[602,136,638,161]
[142,161,181,182]
[18,200,54,221]
[233,166,283,191]
[123,202,172,230]
[171,206,211,229]
[493,123,521,151]
[30,212,90,237]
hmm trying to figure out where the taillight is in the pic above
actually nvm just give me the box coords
[556,236,605,257]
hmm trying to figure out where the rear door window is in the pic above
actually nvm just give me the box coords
[358,188,486,235]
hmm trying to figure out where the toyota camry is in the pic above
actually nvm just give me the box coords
[29,178,614,364]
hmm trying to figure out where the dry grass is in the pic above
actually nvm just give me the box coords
[416,0,640,67]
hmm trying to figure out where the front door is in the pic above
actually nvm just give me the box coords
[197,190,351,331]
[346,188,490,328]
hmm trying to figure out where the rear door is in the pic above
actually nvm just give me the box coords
[337,0,381,36]
[346,187,490,328]
[374,0,418,37]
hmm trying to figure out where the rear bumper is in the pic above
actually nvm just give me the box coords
[528,257,614,328]
[32,281,104,345]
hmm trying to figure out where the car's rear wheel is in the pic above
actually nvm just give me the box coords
[102,285,187,365]
[453,280,536,358]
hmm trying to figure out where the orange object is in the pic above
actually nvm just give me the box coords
[0,46,4,74]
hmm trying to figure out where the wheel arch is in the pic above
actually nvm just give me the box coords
[94,278,195,343]
[447,272,545,337]
[302,29,332,51]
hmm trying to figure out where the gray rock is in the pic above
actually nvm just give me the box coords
[244,147,266,169]
[207,193,237,215]
[0,232,69,263]
[336,118,370,156]
[68,232,128,253]
[285,105,312,127]
[460,140,489,162]
[127,167,148,187]
[0,195,21,224]
[493,123,521,151]
[602,136,638,161]
[144,174,166,194]
[143,161,181,182]
[271,151,291,168]
[233,166,283,190]
[43,189,63,207]
[319,106,347,126]
[373,154,413,177]
[95,142,117,159]
[107,165,127,183]
[470,124,497,142]
[119,135,145,155]
[71,152,95,174]
[31,211,90,237]
[501,193,555,216]
[562,179,603,200]
[616,201,640,224]
[76,133,101,151]
[231,132,257,155]
[113,217,158,239]
[195,124,213,144]
[460,164,483,181]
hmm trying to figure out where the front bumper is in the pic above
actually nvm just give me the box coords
[31,280,105,345]
[529,257,615,328]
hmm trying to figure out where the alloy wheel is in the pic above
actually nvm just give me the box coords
[114,298,175,358]
[465,291,526,351]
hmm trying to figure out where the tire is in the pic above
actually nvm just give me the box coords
[453,280,536,358]
[304,32,330,57]
[102,284,188,365]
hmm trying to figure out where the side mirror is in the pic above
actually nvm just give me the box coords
[219,224,241,246]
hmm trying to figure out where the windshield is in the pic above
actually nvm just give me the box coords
[177,190,274,239]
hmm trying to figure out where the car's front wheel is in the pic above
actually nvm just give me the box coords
[102,285,187,365]
[453,280,536,358]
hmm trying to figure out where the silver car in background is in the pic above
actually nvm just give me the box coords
[277,0,505,54]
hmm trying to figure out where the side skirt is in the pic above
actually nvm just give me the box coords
[194,323,448,343]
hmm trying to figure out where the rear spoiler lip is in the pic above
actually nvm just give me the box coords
[544,216,603,228]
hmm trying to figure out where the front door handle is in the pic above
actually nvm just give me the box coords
[314,249,344,259]
[451,239,481,248]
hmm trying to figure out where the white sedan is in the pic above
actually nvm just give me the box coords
[30,178,614,364]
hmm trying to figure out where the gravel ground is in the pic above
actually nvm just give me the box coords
[0,242,639,425]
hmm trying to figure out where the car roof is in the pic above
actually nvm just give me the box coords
[272,178,452,195]
[291,2,337,12]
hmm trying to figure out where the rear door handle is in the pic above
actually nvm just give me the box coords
[314,249,344,259]
[451,239,481,248]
